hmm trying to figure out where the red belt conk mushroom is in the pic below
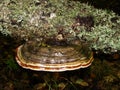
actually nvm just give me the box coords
[16,37,94,72]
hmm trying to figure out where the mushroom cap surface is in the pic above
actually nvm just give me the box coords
[16,41,94,72]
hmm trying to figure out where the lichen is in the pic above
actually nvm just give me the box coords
[0,0,120,53]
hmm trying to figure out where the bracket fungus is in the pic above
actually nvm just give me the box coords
[16,38,94,72]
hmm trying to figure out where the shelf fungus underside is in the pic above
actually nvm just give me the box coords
[16,43,94,72]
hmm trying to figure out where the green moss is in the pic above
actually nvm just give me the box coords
[0,0,120,53]
[5,57,19,71]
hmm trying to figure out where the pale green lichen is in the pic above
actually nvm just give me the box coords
[0,0,120,53]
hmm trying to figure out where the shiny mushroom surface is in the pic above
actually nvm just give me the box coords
[16,40,94,72]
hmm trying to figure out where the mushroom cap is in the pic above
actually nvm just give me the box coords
[16,41,94,72]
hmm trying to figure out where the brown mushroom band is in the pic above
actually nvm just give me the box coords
[16,45,94,72]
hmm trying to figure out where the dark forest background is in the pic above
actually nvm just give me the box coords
[80,0,120,15]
